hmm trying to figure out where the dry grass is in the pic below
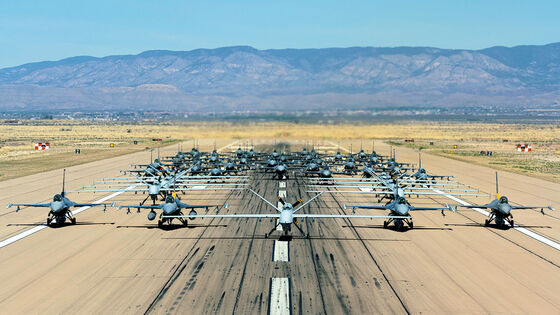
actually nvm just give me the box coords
[1,121,558,182]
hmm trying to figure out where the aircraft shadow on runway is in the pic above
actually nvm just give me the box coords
[342,225,452,232]
[444,223,552,230]
[116,224,228,230]
[6,222,115,228]
[161,235,410,242]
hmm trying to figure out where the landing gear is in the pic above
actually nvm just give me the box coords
[485,212,496,227]
[394,219,404,231]
[265,222,280,238]
[65,211,76,225]
[293,222,308,238]
[507,214,515,227]
[157,219,163,228]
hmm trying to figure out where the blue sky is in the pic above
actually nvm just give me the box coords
[0,0,558,68]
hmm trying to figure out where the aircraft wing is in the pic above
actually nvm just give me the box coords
[178,203,229,210]
[294,214,411,219]
[7,203,51,209]
[117,205,162,211]
[455,204,490,209]
[427,175,454,179]
[343,204,389,210]
[161,214,278,219]
[410,205,453,211]
[72,202,116,207]
[511,205,554,211]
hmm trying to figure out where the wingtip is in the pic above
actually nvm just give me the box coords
[7,203,12,209]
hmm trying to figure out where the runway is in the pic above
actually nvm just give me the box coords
[0,140,558,314]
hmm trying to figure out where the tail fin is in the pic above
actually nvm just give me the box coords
[61,169,66,197]
[495,171,500,199]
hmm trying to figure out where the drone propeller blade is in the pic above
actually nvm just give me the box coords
[278,196,285,205]
[292,199,302,208]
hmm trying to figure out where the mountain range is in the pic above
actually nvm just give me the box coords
[1,43,559,112]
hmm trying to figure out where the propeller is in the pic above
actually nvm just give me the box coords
[278,196,285,205]
[292,199,303,208]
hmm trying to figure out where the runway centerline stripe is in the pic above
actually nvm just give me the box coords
[433,188,560,251]
[273,240,289,262]
[269,278,291,315]
[0,185,138,249]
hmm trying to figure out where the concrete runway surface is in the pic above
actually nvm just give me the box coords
[0,139,558,314]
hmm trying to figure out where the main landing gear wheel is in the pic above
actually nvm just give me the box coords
[383,221,388,229]
[408,221,414,229]
[71,217,76,225]
[158,219,163,228]
[264,233,269,238]
[484,219,490,226]
[46,217,52,225]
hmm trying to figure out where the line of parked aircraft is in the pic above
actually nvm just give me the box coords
[7,143,554,236]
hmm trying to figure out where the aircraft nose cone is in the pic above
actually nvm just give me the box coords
[499,204,511,215]
[163,204,177,215]
[148,185,160,195]
[50,202,64,213]
[396,205,409,216]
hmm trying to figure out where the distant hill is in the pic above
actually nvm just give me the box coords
[1,44,559,111]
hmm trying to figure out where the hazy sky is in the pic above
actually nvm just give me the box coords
[1,1,558,68]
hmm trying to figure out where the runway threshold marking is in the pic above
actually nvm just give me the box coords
[434,188,560,251]
[216,140,239,153]
[279,191,287,198]
[327,141,351,153]
[273,240,289,262]
[279,182,286,189]
[269,278,291,315]
[0,186,137,249]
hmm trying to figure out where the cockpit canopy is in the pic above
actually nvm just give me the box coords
[53,194,63,202]
[396,197,406,205]
[499,196,509,204]
[165,196,174,203]
[419,168,426,173]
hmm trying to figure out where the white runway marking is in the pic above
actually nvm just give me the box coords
[0,186,137,249]
[434,189,560,251]
[279,191,286,198]
[191,186,207,190]
[359,187,373,192]
[216,140,239,153]
[269,278,291,315]
[273,240,289,262]
[328,141,351,153]
[279,182,286,188]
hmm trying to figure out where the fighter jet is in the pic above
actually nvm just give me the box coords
[453,172,554,227]
[7,170,115,226]
[344,196,452,230]
[118,195,228,228]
